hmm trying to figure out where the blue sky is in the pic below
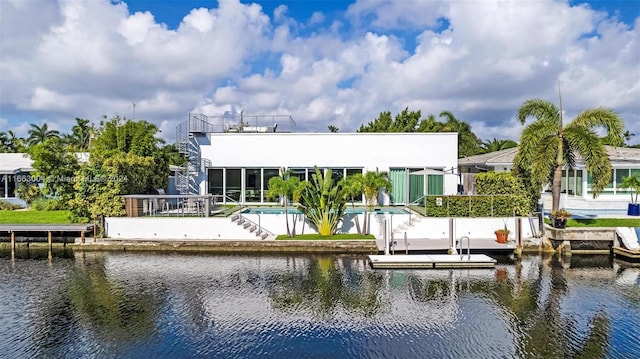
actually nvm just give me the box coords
[1,0,638,144]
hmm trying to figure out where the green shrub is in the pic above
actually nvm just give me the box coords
[32,197,65,211]
[424,195,528,217]
[0,200,22,210]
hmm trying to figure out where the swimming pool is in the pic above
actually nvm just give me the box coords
[241,207,410,215]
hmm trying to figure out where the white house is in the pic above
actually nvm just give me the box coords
[458,146,640,214]
[0,153,34,206]
[174,114,460,205]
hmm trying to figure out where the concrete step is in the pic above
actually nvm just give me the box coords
[261,233,269,240]
[243,222,251,229]
[249,225,257,232]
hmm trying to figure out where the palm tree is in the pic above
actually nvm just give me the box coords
[342,173,364,234]
[0,130,24,152]
[266,168,301,237]
[513,99,624,211]
[361,171,392,234]
[480,138,518,153]
[27,123,60,146]
[64,118,92,150]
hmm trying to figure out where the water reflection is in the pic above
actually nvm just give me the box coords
[0,250,638,358]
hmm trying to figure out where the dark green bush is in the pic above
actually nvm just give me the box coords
[424,195,528,217]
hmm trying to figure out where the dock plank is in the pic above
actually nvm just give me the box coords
[368,254,497,269]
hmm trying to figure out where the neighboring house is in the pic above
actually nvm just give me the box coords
[0,153,35,206]
[458,146,640,214]
[175,114,460,205]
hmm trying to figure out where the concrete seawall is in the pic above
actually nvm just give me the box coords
[74,239,379,254]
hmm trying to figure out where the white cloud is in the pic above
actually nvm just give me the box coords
[0,0,638,146]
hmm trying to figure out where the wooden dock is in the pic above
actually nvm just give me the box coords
[368,254,497,269]
[0,224,95,248]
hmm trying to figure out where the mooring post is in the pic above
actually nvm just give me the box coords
[11,230,15,249]
[515,218,522,256]
[81,230,85,244]
[48,231,52,250]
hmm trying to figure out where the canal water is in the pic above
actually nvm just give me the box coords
[1,248,638,358]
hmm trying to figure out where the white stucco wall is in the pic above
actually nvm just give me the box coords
[196,132,459,196]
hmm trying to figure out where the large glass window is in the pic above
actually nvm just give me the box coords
[616,168,629,193]
[245,168,261,202]
[587,170,614,194]
[575,170,583,196]
[263,168,280,202]
[346,168,362,202]
[329,168,344,184]
[289,168,306,182]
[226,169,242,202]
[207,169,223,197]
[3,175,16,197]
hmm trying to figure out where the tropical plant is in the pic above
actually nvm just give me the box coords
[27,123,60,146]
[297,167,347,236]
[28,137,80,204]
[265,168,301,237]
[14,182,41,207]
[63,118,93,151]
[357,108,484,157]
[513,98,624,211]
[0,130,25,152]
[361,171,392,234]
[342,173,364,234]
[620,173,640,204]
[550,209,571,220]
[480,138,518,153]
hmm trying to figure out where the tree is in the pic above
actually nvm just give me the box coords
[298,167,347,236]
[360,171,392,234]
[513,99,624,211]
[480,138,518,153]
[437,111,483,157]
[328,125,339,133]
[265,168,301,237]
[69,116,168,224]
[342,173,364,234]
[28,137,80,204]
[0,130,25,152]
[358,108,483,157]
[63,118,93,151]
[27,123,60,146]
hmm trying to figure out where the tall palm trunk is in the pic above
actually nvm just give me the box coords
[283,195,291,237]
[551,165,563,212]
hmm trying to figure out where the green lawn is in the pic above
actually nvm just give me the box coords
[276,233,375,240]
[0,210,74,224]
[546,218,640,228]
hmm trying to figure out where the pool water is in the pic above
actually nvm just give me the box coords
[242,207,409,215]
[1,249,638,358]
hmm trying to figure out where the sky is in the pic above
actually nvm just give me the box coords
[1,0,638,144]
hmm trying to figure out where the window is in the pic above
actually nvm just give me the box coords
[207,169,223,197]
[346,168,363,202]
[245,168,261,202]
[226,169,242,202]
[263,168,280,202]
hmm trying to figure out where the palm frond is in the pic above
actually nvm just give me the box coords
[516,99,561,126]
[570,107,625,147]
[564,126,612,197]
[529,136,561,189]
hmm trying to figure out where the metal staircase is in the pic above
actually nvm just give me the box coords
[175,112,296,195]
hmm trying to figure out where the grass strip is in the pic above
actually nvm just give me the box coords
[0,210,73,224]
[276,233,375,240]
